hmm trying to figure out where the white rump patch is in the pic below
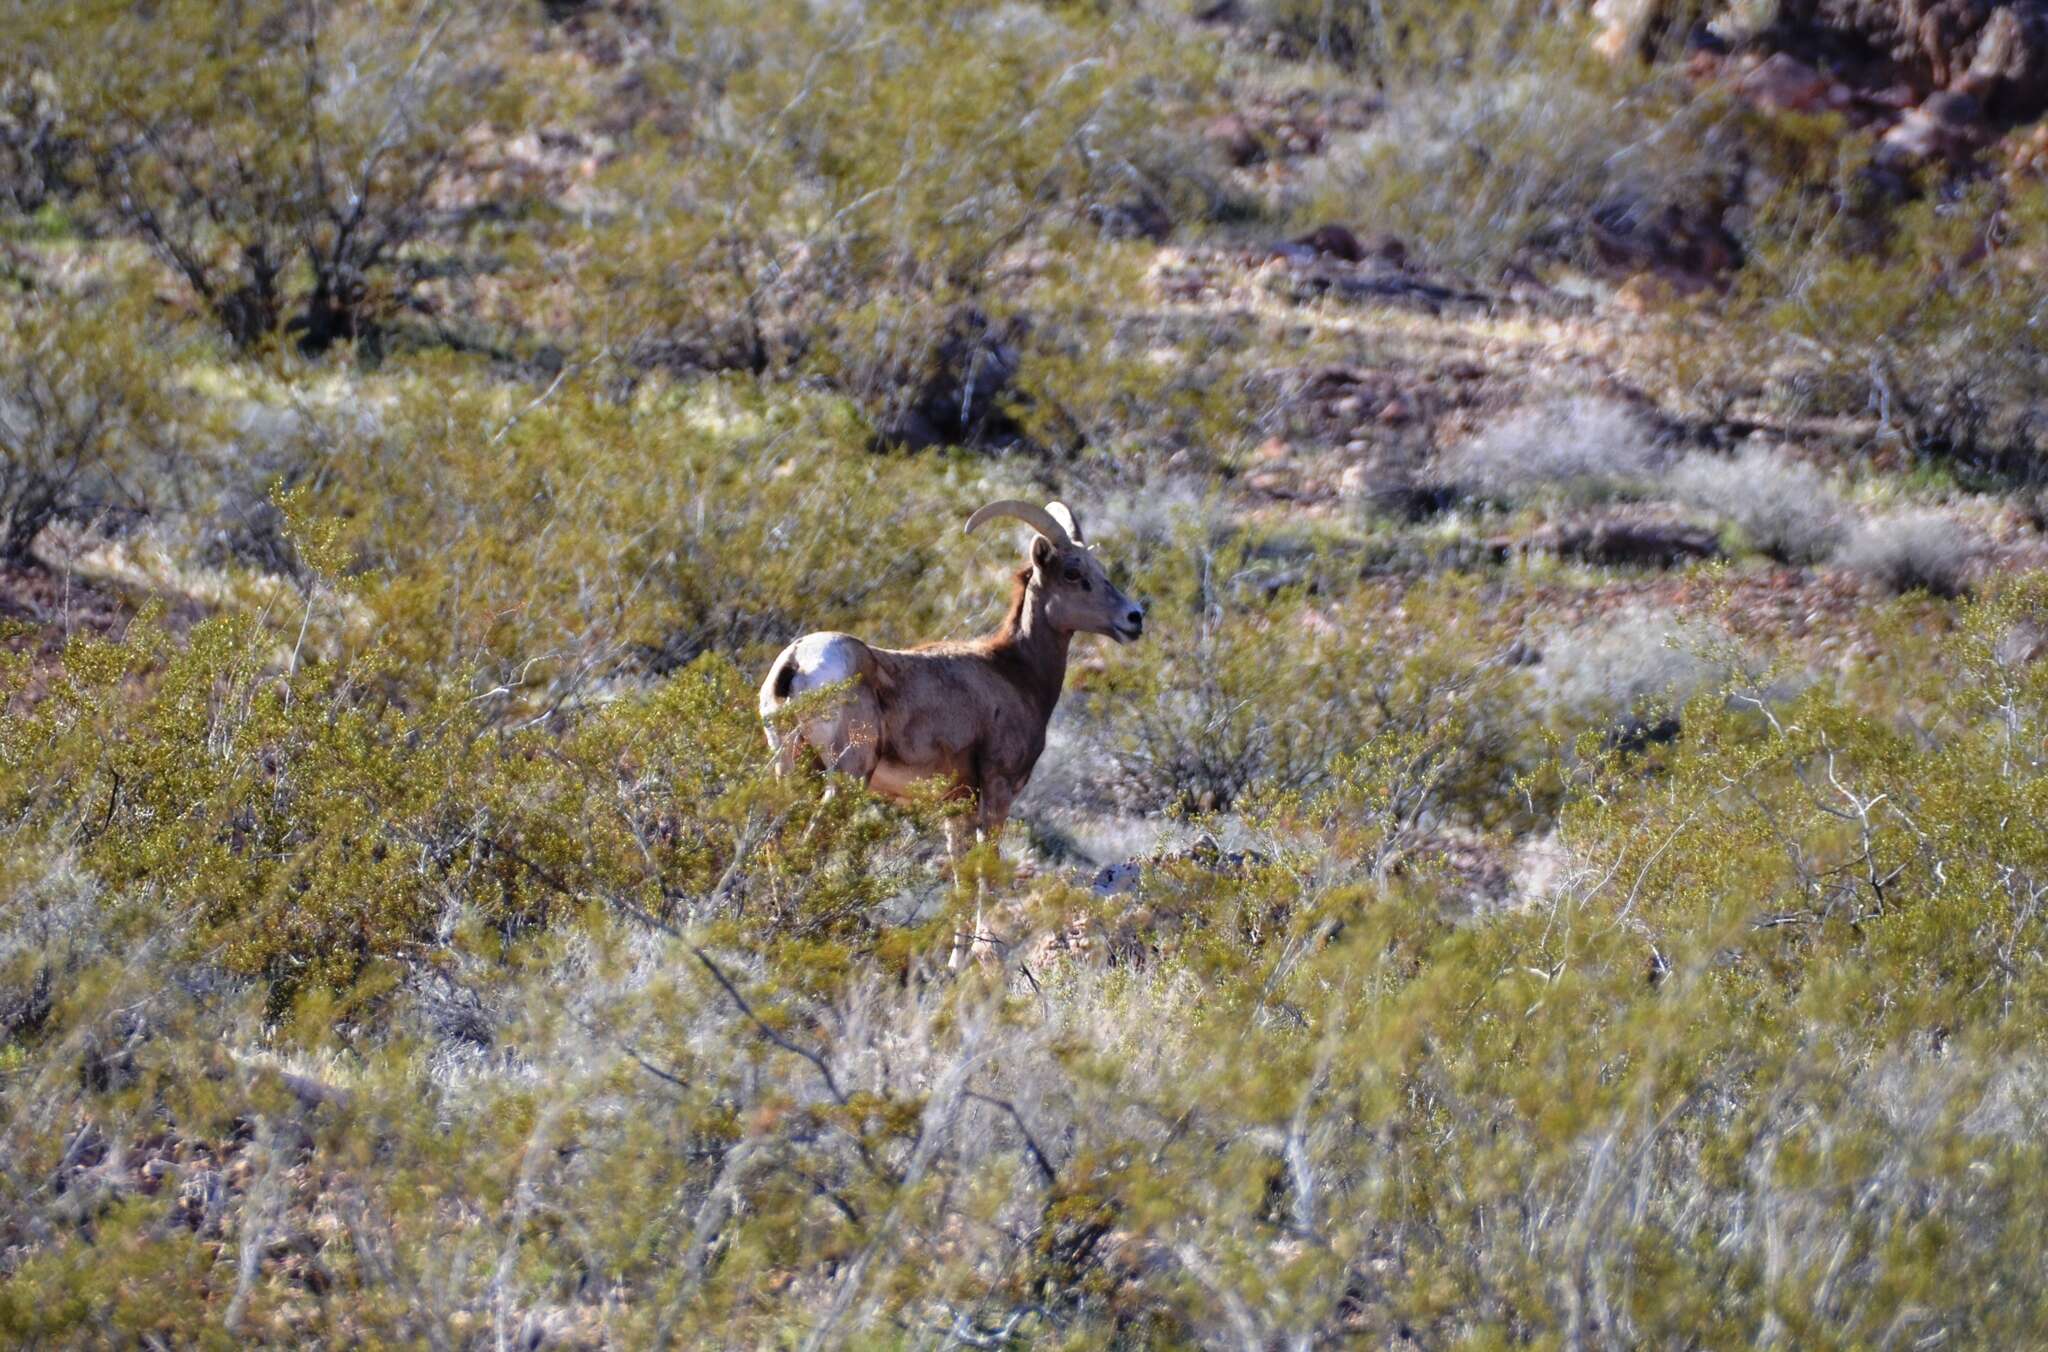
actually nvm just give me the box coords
[788,633,860,694]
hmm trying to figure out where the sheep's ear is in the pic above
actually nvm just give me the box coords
[1030,535,1057,570]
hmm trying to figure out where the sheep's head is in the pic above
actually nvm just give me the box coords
[966,499,1145,643]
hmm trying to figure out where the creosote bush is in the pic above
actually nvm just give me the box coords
[1085,565,1532,817]
[1651,135,2048,474]
[1,606,934,1005]
[8,568,2048,1344]
[0,275,209,561]
[9,0,2048,1344]
[581,0,1240,456]
[9,0,532,349]
[1286,0,1754,274]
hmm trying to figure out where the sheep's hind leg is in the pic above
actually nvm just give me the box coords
[766,726,802,779]
[794,689,881,844]
[815,679,881,782]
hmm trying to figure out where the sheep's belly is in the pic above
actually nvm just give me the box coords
[867,758,958,801]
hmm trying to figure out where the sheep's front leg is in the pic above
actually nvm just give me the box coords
[947,780,1018,971]
[944,812,981,972]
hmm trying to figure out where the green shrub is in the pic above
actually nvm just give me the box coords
[8,2,2048,1344]
[1080,539,1534,815]
[12,0,533,349]
[7,422,2048,1350]
[581,0,1236,454]
[1285,1,1747,273]
[1243,0,1552,72]
[0,274,210,560]
[0,68,71,219]
[1654,145,2048,480]
[278,363,977,712]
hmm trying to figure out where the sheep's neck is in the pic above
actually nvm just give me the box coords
[990,575,1071,717]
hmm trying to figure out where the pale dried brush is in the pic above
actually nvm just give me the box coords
[1535,610,1731,740]
[1835,509,1980,598]
[1668,444,1849,564]
[1443,396,1669,506]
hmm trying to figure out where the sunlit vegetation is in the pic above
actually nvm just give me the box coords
[5,0,2048,1345]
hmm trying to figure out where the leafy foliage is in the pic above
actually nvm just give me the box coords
[580,0,1234,453]
[9,0,530,349]
[5,0,2048,1345]
[0,274,210,560]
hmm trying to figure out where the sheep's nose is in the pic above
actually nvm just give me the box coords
[1126,607,1144,630]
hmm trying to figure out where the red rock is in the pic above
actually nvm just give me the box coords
[1291,223,1366,262]
[1876,92,1985,168]
[1740,53,1831,113]
[1927,89,1987,127]
[1366,232,1409,266]
[1206,114,1263,167]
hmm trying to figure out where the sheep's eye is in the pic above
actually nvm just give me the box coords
[1063,565,1083,583]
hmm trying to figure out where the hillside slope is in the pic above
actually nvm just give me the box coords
[5,2,2048,1345]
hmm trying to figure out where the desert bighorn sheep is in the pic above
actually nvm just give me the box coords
[758,499,1145,962]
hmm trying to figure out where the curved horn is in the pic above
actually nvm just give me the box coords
[1044,501,1084,544]
[965,499,1073,549]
